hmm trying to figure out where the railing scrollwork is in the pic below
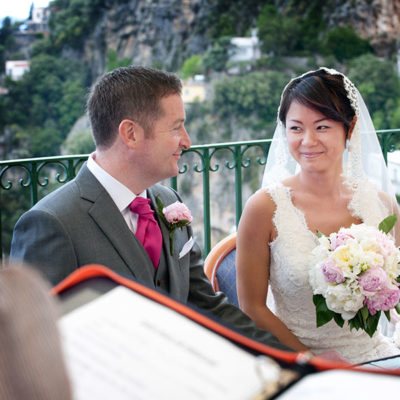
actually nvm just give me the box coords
[0,133,398,260]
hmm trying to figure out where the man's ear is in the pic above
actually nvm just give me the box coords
[118,119,143,149]
[347,115,357,141]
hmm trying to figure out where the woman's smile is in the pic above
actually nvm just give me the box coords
[300,151,324,158]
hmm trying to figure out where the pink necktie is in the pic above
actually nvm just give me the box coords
[129,197,162,269]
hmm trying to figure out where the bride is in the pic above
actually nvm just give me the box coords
[236,67,400,363]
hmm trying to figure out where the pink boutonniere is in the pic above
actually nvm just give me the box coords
[156,197,193,254]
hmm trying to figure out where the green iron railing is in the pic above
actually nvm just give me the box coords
[1,130,399,261]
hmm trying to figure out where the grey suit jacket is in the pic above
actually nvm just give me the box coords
[10,164,289,350]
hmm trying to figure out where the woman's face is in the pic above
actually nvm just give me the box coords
[285,101,347,174]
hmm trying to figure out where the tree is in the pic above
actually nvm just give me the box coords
[49,0,106,49]
[63,128,94,155]
[180,55,204,80]
[203,37,235,73]
[1,53,87,157]
[106,50,131,72]
[347,54,400,131]
[256,5,301,56]
[0,17,15,73]
[206,0,266,38]
[212,70,290,133]
[324,26,371,62]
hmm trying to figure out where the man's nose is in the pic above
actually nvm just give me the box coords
[180,127,191,150]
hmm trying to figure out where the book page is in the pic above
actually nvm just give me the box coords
[59,286,281,400]
[278,369,400,399]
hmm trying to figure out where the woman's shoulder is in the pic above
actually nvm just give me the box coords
[238,189,277,241]
[257,181,292,203]
[243,186,283,225]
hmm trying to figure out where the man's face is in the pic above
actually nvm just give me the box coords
[137,94,191,183]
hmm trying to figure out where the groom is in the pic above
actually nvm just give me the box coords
[10,66,289,350]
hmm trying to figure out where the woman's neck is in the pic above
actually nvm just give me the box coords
[293,168,347,199]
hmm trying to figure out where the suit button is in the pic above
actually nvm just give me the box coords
[156,279,162,286]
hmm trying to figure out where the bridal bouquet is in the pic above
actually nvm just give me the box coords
[309,215,400,337]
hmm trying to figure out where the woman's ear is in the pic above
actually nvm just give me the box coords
[347,115,357,141]
[118,119,143,149]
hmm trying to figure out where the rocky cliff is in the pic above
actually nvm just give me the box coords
[73,0,400,79]
[326,0,400,58]
[75,0,211,78]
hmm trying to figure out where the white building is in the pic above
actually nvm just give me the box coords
[229,36,261,63]
[5,60,30,80]
[227,30,261,74]
[26,5,50,32]
[229,29,261,62]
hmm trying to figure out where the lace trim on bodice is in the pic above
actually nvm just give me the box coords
[346,176,389,227]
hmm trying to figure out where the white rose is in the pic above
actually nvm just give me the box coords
[384,252,400,279]
[319,235,331,249]
[362,250,384,268]
[310,245,330,266]
[325,284,364,319]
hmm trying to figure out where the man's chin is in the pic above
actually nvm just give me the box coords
[161,167,179,181]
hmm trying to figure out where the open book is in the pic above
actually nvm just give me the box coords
[55,265,400,399]
[59,286,296,400]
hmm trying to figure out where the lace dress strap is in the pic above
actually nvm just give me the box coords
[263,183,317,246]
[347,178,389,226]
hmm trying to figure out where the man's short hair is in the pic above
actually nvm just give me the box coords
[87,66,182,149]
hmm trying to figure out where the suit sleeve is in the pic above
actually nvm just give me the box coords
[9,209,77,285]
[186,230,291,351]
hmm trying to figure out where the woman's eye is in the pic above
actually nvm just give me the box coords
[289,126,301,132]
[317,125,329,130]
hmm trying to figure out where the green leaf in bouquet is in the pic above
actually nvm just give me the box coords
[361,306,369,325]
[364,311,381,338]
[384,310,391,322]
[395,303,400,315]
[378,214,397,234]
[316,230,325,238]
[333,313,345,327]
[348,314,361,331]
[313,294,334,327]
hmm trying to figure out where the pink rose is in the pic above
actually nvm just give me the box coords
[330,232,354,250]
[359,267,387,293]
[321,259,345,284]
[162,201,193,224]
[364,288,400,315]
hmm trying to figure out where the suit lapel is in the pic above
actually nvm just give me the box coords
[76,165,155,284]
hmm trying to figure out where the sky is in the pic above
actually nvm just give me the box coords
[0,1,50,23]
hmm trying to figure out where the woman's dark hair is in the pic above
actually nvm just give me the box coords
[87,66,182,149]
[278,69,355,134]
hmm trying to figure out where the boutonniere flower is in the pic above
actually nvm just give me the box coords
[156,196,193,254]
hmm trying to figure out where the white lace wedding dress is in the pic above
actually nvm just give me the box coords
[265,182,400,364]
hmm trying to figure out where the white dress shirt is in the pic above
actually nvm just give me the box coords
[87,154,146,234]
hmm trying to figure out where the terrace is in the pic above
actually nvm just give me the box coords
[1,130,400,261]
